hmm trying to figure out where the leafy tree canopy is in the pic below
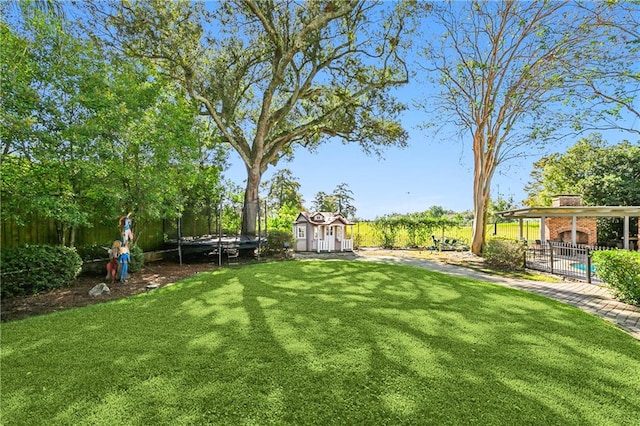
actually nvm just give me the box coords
[524,134,640,207]
[312,191,338,214]
[84,0,426,236]
[1,6,227,245]
[487,196,518,224]
[261,169,303,212]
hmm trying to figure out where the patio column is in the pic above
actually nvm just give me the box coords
[540,216,546,244]
[518,218,523,241]
[624,216,630,250]
[571,216,577,245]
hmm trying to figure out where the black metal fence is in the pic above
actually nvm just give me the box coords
[525,241,612,283]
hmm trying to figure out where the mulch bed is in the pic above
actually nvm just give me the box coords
[1,260,218,322]
[1,249,484,322]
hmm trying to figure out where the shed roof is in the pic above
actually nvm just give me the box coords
[294,211,354,225]
[498,206,640,219]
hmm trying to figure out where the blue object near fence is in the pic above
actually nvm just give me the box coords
[570,262,596,274]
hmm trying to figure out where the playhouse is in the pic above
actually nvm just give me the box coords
[293,212,354,252]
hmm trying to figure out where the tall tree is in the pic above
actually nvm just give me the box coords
[1,8,110,244]
[312,191,337,213]
[417,1,625,255]
[333,182,356,218]
[262,168,303,212]
[524,135,640,208]
[1,6,220,245]
[183,132,229,235]
[524,135,640,242]
[87,0,423,236]
[260,168,304,233]
[487,196,517,224]
[310,183,356,217]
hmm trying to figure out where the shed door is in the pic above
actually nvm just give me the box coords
[326,227,335,251]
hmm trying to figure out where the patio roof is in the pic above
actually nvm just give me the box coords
[498,206,640,219]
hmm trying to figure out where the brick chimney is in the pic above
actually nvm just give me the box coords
[546,195,597,245]
[552,195,582,207]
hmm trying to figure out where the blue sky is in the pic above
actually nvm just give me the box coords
[219,2,639,220]
[223,99,638,221]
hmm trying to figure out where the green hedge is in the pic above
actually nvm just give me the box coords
[265,230,293,255]
[76,244,112,274]
[0,245,83,297]
[592,250,640,306]
[483,237,525,270]
[129,245,144,273]
[76,244,110,262]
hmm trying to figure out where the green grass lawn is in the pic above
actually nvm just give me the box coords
[2,261,639,425]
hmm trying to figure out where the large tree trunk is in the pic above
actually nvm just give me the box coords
[470,178,490,255]
[470,133,496,256]
[242,165,261,237]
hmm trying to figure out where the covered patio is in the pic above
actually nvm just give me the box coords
[499,205,640,251]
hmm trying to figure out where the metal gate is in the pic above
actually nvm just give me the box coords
[525,241,611,283]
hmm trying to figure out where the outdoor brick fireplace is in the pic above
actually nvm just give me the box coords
[545,195,597,246]
[499,195,638,251]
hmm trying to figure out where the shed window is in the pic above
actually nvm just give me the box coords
[297,226,306,239]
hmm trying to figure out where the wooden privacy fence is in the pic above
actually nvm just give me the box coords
[1,214,59,248]
[1,211,223,252]
[1,215,164,251]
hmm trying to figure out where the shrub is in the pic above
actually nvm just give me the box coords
[129,245,144,272]
[353,233,362,250]
[0,245,83,298]
[265,230,293,255]
[77,244,112,275]
[380,231,395,249]
[76,244,110,261]
[483,237,525,270]
[376,224,396,249]
[592,250,640,306]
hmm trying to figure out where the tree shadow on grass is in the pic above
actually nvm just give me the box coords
[230,261,640,424]
[1,261,639,424]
